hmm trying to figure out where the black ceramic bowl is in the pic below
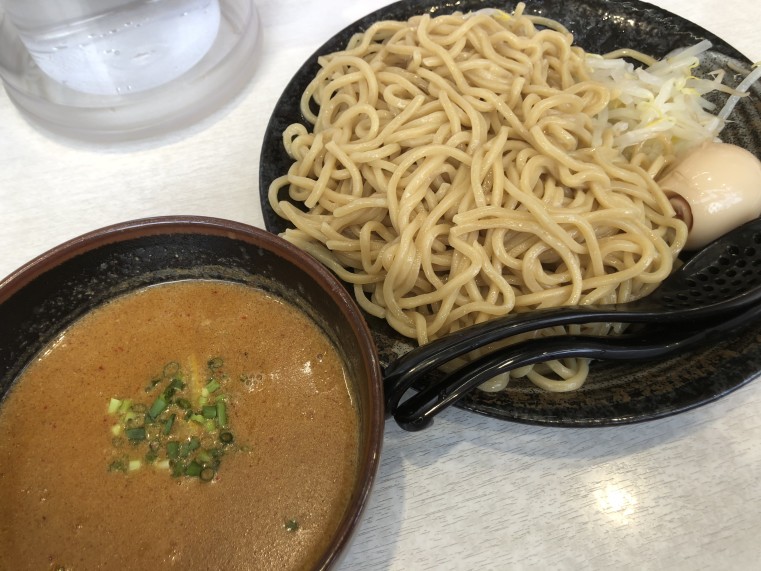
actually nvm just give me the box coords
[260,0,761,426]
[0,215,384,570]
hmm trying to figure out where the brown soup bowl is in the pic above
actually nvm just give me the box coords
[0,215,384,570]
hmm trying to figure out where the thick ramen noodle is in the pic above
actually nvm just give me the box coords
[268,4,692,392]
[0,280,359,570]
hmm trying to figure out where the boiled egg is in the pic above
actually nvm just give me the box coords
[658,142,761,250]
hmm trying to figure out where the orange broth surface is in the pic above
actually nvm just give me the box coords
[0,280,360,570]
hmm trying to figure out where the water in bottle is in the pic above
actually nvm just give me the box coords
[1,0,221,95]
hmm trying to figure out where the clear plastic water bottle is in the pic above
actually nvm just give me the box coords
[2,0,221,95]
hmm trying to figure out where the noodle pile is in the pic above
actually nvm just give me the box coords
[268,4,691,392]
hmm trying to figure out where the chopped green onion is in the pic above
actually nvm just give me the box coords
[106,357,240,480]
[216,401,227,428]
[125,427,147,441]
[167,441,180,459]
[185,460,203,477]
[108,398,122,414]
[162,413,176,436]
[155,459,170,470]
[285,519,299,532]
[170,460,184,478]
[164,378,185,399]
[148,395,168,419]
[169,378,185,389]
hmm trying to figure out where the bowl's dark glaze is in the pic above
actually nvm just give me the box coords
[259,0,761,426]
[0,216,384,570]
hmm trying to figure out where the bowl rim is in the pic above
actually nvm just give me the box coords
[0,214,385,570]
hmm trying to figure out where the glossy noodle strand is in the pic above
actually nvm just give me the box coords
[268,5,689,392]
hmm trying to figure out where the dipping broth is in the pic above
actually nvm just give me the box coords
[0,280,360,570]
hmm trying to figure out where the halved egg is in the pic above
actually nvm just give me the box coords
[658,142,761,250]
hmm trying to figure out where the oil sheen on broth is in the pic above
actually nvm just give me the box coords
[0,280,360,570]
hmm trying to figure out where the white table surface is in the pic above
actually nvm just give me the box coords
[2,1,761,569]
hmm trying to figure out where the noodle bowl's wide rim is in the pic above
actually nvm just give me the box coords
[0,215,385,570]
[259,0,761,426]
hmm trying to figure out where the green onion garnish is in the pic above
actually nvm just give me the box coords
[108,398,122,414]
[170,460,183,478]
[216,401,227,428]
[162,413,176,436]
[167,441,180,459]
[164,378,185,399]
[184,460,203,477]
[285,519,299,532]
[148,395,168,419]
[204,379,221,393]
[107,358,240,481]
[125,427,147,441]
